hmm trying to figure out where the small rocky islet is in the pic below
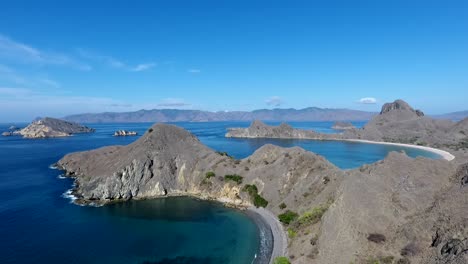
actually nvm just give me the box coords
[55,99,468,264]
[113,130,138,136]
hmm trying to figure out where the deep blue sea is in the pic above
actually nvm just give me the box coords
[0,121,441,264]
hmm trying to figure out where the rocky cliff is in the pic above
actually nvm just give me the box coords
[56,122,468,264]
[18,117,94,138]
[57,123,341,207]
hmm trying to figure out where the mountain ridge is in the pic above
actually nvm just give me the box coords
[63,107,377,123]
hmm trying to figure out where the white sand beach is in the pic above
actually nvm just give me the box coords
[341,139,455,161]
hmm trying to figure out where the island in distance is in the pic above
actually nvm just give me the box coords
[113,130,138,136]
[2,117,95,138]
[55,99,468,264]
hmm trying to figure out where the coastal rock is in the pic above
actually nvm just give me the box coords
[113,130,138,136]
[57,123,342,207]
[55,122,468,264]
[18,117,95,138]
[331,121,355,130]
[2,131,13,136]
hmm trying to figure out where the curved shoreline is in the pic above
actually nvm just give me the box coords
[247,207,288,264]
[339,139,455,161]
[227,134,455,161]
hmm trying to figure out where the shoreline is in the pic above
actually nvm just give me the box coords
[340,139,455,161]
[226,134,455,161]
[60,185,286,264]
[247,207,288,264]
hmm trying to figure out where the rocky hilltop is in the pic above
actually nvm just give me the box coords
[344,100,468,149]
[56,122,468,264]
[17,117,94,138]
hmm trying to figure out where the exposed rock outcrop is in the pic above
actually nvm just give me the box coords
[18,117,95,138]
[331,121,355,130]
[380,99,425,117]
[113,130,138,136]
[57,124,342,207]
[56,122,467,264]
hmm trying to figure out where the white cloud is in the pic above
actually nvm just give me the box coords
[0,34,91,71]
[187,69,201,74]
[358,97,377,104]
[265,96,284,107]
[130,63,157,72]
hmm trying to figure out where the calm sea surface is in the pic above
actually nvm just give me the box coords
[0,121,441,264]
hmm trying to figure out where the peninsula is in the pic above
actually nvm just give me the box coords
[226,100,468,156]
[56,106,468,263]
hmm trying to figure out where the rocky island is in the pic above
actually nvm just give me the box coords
[331,121,355,130]
[56,108,468,263]
[113,130,138,136]
[13,117,95,138]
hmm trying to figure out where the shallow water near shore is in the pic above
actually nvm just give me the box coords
[0,121,442,263]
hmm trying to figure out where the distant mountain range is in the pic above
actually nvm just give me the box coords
[63,108,468,123]
[433,110,468,121]
[63,108,377,123]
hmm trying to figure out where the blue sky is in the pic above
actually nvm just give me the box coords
[0,0,467,122]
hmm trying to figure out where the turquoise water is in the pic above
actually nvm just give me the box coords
[0,121,442,264]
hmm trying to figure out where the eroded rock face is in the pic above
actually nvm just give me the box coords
[18,117,95,138]
[380,99,424,117]
[56,123,467,264]
[57,123,343,208]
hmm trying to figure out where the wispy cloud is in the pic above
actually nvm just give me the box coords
[265,96,284,107]
[0,87,33,97]
[0,64,61,89]
[131,63,157,72]
[0,64,28,85]
[187,69,201,74]
[76,48,125,69]
[0,34,91,71]
[358,97,377,104]
[77,49,156,72]
[156,98,191,108]
[0,87,136,122]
